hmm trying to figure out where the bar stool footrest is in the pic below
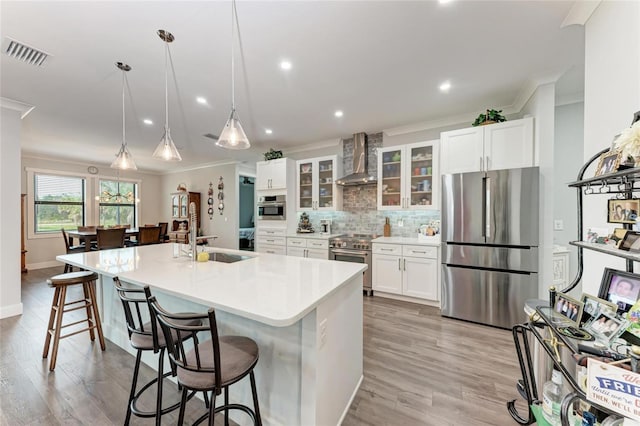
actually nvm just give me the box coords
[193,403,257,426]
[130,371,197,418]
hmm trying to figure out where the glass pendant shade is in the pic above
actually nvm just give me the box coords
[153,126,182,161]
[111,142,137,170]
[216,109,250,150]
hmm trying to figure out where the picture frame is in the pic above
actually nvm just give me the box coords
[595,149,622,176]
[613,227,629,240]
[553,293,584,326]
[584,310,628,344]
[580,293,618,323]
[608,199,639,224]
[598,267,640,314]
[619,231,640,252]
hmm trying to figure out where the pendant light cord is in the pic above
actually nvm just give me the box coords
[231,0,236,111]
[121,69,126,146]
[164,41,169,131]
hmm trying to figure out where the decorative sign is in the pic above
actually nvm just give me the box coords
[587,358,640,421]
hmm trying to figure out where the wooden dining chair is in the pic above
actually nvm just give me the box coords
[61,229,86,272]
[158,222,169,242]
[77,226,97,232]
[96,227,126,250]
[137,226,161,246]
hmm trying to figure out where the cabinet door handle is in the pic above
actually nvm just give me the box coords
[398,259,401,270]
[412,250,426,254]
[305,249,309,257]
[380,248,393,251]
[266,239,274,243]
[266,250,275,254]
[404,258,406,271]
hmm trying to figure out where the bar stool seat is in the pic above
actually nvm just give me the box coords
[42,271,105,371]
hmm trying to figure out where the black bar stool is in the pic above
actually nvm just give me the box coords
[42,271,105,371]
[148,295,262,426]
[113,277,206,425]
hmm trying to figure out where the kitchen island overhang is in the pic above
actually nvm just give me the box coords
[57,244,366,426]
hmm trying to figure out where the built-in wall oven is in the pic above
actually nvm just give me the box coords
[329,234,376,295]
[257,195,286,220]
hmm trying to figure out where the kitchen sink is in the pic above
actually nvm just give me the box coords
[208,252,252,264]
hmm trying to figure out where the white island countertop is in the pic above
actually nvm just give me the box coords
[372,236,441,246]
[57,244,366,327]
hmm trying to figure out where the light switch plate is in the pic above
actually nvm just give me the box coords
[554,219,564,231]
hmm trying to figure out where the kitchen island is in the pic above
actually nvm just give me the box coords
[57,244,366,426]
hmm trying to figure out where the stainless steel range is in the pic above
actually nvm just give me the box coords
[329,234,377,295]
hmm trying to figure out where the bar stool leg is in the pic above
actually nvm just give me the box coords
[48,285,68,371]
[208,393,217,426]
[42,287,61,359]
[178,387,189,425]
[224,387,229,426]
[250,371,262,426]
[87,279,106,350]
[82,282,96,341]
[125,350,143,426]
[155,347,165,426]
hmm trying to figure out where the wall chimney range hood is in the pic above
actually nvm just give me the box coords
[336,132,377,186]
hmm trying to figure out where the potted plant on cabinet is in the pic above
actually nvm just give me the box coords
[472,109,507,127]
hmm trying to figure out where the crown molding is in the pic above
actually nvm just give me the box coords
[556,91,585,107]
[561,0,601,28]
[0,97,35,119]
[283,138,341,154]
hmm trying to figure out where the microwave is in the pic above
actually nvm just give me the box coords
[257,195,286,220]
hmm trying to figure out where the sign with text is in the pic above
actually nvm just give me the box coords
[587,358,640,421]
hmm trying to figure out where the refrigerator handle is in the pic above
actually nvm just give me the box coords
[485,176,491,238]
[485,156,489,171]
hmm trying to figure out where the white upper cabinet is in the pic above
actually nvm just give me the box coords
[296,156,342,211]
[256,158,289,190]
[440,117,534,175]
[377,140,439,211]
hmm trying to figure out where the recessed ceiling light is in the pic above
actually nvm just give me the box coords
[265,129,273,135]
[280,60,292,70]
[334,110,344,118]
[143,119,153,125]
[439,0,452,4]
[439,81,451,92]
[196,96,207,104]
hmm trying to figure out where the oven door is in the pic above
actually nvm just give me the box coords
[257,203,286,220]
[330,249,371,291]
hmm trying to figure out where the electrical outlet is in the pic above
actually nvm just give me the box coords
[319,318,328,349]
[397,219,404,227]
[554,219,564,231]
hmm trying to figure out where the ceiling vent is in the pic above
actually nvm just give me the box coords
[3,37,50,67]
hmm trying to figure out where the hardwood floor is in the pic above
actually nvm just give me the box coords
[1,267,525,425]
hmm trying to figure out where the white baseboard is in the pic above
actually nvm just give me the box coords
[26,260,62,270]
[0,303,23,319]
[372,291,440,308]
[338,374,363,426]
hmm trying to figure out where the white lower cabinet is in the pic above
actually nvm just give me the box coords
[372,243,439,302]
[256,227,287,255]
[286,237,329,259]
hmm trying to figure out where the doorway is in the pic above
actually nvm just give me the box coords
[238,175,255,251]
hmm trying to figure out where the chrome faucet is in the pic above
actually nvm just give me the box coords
[189,202,198,261]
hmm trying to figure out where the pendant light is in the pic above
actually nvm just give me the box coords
[152,29,182,161]
[216,0,250,150]
[111,62,137,170]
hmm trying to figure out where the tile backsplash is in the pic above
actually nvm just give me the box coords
[300,209,440,237]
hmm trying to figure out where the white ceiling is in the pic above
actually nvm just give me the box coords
[0,1,584,172]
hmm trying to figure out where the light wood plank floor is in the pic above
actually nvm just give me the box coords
[1,267,526,425]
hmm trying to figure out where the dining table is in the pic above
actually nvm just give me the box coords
[67,228,139,251]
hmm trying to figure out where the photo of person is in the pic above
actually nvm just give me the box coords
[554,294,583,324]
[607,275,640,311]
[596,150,621,176]
[608,199,640,224]
[581,294,617,320]
[586,311,626,342]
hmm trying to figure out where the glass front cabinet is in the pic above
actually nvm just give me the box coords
[377,140,439,211]
[296,155,342,211]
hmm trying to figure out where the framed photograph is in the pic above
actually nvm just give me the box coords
[581,293,618,322]
[595,149,622,176]
[584,310,628,344]
[613,227,629,241]
[553,293,584,325]
[608,199,639,224]
[619,231,640,252]
[598,268,640,314]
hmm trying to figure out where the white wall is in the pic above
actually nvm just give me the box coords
[554,102,584,283]
[0,107,23,318]
[20,155,163,269]
[521,83,556,299]
[161,163,240,250]
[582,1,640,295]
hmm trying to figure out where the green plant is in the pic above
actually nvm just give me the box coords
[472,109,506,127]
[263,148,283,161]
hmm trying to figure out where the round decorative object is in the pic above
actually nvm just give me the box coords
[218,192,224,200]
[177,182,187,192]
[208,198,214,205]
[218,203,224,211]
[87,166,99,175]
[208,207,214,216]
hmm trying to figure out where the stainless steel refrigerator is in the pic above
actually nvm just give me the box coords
[441,167,539,329]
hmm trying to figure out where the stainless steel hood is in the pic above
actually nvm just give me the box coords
[335,133,377,186]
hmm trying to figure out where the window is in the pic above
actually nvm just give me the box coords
[97,179,137,228]
[34,173,85,233]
